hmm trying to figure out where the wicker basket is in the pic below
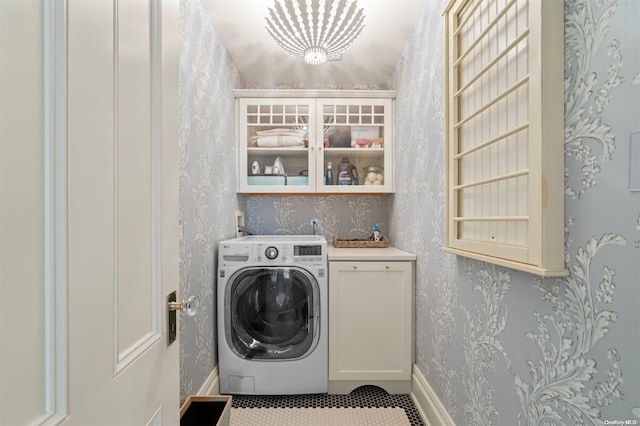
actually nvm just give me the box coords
[333,236,389,248]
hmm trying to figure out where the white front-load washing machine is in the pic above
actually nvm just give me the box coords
[217,235,327,395]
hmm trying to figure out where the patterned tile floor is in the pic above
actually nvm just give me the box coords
[230,385,425,426]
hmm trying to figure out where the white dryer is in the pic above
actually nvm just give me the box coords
[217,235,328,395]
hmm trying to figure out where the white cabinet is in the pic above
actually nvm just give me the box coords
[328,260,413,394]
[235,90,395,194]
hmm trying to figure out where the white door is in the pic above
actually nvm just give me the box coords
[1,0,181,424]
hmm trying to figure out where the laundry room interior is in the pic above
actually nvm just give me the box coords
[178,0,639,424]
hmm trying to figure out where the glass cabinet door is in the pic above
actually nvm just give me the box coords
[316,98,393,193]
[239,98,315,193]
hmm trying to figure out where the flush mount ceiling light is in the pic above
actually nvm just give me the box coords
[265,0,365,66]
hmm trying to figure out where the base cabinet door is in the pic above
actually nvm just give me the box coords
[328,260,413,394]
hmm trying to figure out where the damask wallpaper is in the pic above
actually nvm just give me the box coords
[245,196,387,238]
[178,0,243,403]
[390,0,640,424]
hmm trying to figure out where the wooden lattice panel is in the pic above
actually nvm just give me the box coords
[444,0,567,276]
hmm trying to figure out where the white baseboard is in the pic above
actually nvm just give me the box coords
[411,365,456,426]
[197,366,220,395]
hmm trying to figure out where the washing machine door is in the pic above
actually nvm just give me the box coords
[225,266,320,360]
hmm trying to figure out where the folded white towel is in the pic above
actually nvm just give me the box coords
[251,135,305,147]
[256,128,306,137]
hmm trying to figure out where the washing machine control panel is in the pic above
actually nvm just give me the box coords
[254,243,325,266]
[220,237,327,268]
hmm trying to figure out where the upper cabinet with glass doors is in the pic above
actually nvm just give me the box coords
[235,90,395,194]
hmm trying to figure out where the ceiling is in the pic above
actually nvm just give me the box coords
[200,0,427,87]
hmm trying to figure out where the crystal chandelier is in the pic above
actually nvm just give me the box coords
[265,0,365,66]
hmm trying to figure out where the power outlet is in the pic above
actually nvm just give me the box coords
[234,211,245,238]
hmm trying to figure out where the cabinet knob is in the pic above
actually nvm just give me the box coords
[386,265,390,269]
[353,265,357,269]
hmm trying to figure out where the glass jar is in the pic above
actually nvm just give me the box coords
[362,165,384,186]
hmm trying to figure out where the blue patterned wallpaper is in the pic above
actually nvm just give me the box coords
[178,0,243,403]
[245,195,387,238]
[390,0,640,423]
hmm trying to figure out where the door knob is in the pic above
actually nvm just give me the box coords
[167,292,196,345]
[168,295,197,317]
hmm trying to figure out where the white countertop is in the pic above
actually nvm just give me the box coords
[327,244,416,261]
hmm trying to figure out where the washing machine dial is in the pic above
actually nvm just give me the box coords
[265,246,279,260]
